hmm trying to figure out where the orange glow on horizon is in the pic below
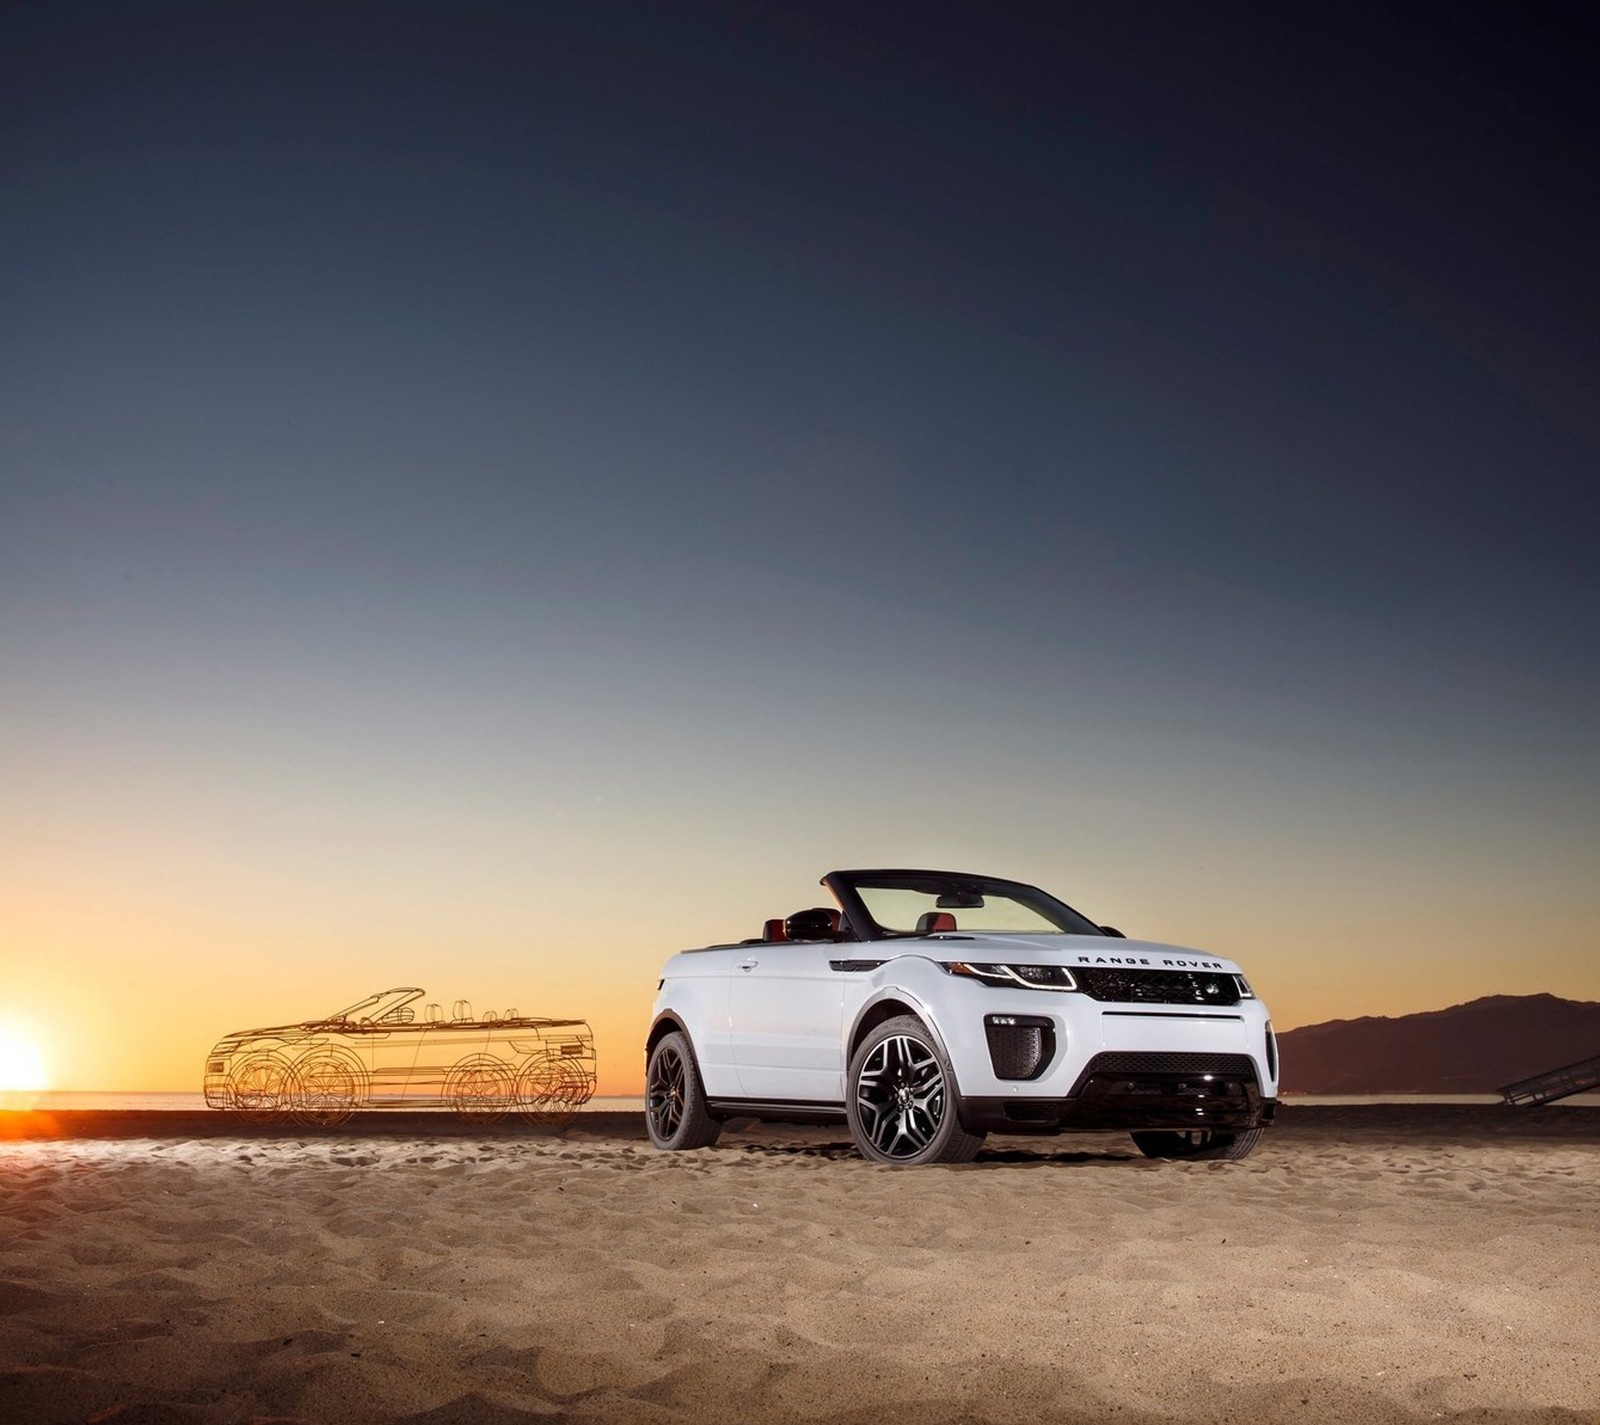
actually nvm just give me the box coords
[5,844,1599,1101]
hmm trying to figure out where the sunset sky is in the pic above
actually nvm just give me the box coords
[3,2,1597,1096]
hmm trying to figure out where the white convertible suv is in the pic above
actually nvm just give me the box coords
[645,868,1278,1165]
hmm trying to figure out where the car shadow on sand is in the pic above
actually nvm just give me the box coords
[720,1133,1140,1166]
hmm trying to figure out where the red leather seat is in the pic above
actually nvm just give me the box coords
[916,911,957,934]
[784,907,842,941]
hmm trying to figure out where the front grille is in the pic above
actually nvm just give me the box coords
[1074,968,1240,1006]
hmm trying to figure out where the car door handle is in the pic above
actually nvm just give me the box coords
[738,958,759,971]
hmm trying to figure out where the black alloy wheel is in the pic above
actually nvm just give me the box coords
[645,1031,721,1150]
[846,1015,985,1166]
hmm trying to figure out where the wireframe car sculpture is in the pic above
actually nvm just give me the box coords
[646,869,1278,1165]
[203,987,596,1127]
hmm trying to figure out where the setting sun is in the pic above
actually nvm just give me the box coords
[0,1028,48,1092]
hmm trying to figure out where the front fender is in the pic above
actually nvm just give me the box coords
[845,956,963,1085]
[645,1009,689,1056]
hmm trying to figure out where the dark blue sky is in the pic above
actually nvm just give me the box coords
[3,2,1597,1078]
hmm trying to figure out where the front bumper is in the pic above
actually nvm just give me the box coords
[959,1050,1275,1134]
[923,978,1279,1133]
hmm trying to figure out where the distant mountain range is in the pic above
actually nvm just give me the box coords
[1275,993,1600,1094]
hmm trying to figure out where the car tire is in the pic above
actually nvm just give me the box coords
[645,1031,722,1150]
[847,1015,986,1166]
[1130,1127,1264,1161]
[228,1052,294,1123]
[291,1050,362,1127]
[446,1053,516,1122]
[517,1053,593,1128]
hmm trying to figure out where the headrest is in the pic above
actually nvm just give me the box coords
[917,911,957,934]
[762,918,788,943]
[785,907,841,941]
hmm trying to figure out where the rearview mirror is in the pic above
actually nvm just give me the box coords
[936,891,985,909]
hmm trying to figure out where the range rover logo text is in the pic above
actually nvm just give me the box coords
[1074,954,1225,970]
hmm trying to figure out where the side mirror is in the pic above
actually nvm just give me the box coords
[1099,925,1126,939]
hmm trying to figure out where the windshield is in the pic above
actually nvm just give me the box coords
[833,871,1106,938]
[330,988,423,1023]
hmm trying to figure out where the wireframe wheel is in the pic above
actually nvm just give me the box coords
[516,1054,593,1128]
[446,1054,516,1122]
[645,1031,720,1150]
[228,1053,293,1122]
[847,1015,985,1166]
[1131,1128,1264,1161]
[292,1051,361,1127]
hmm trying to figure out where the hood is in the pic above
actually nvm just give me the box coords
[911,933,1243,976]
[207,1022,315,1056]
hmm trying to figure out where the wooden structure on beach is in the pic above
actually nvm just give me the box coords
[1499,1051,1600,1106]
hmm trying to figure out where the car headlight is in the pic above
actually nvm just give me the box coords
[1234,975,1256,998]
[940,962,1079,991]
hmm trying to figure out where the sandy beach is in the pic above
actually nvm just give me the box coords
[2,1107,1597,1424]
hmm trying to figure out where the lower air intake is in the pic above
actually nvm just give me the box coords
[984,1016,1055,1080]
[1070,1051,1258,1094]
